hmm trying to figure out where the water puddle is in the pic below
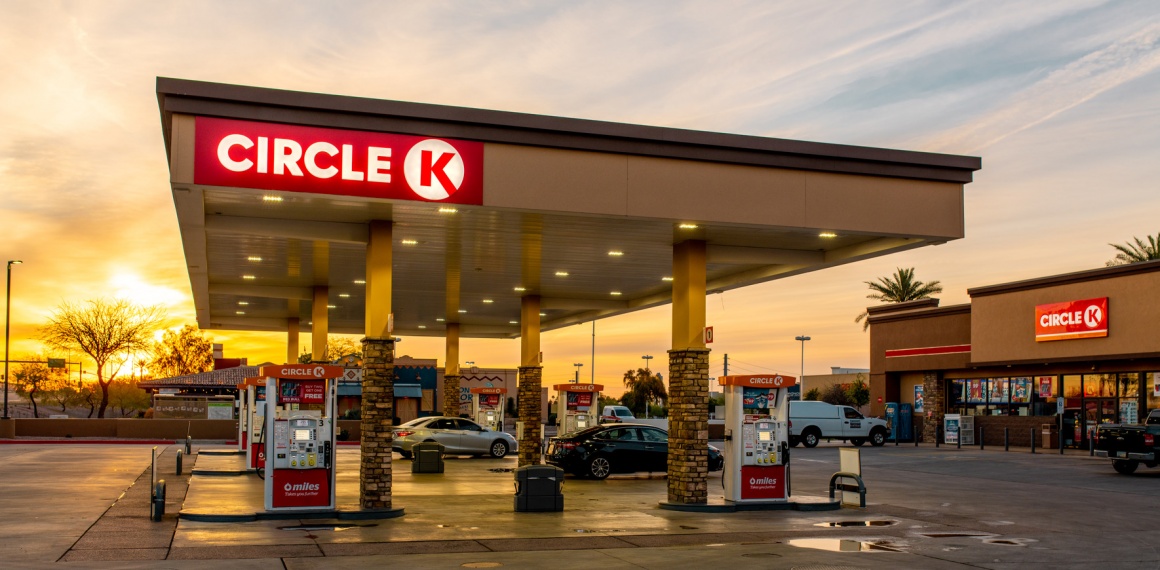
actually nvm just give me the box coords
[787,538,904,552]
[740,552,781,558]
[278,523,377,532]
[919,532,994,538]
[983,538,1035,546]
[488,468,514,473]
[814,520,897,528]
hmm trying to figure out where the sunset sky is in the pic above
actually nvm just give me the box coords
[2,2,1159,394]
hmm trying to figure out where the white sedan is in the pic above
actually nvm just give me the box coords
[392,416,518,458]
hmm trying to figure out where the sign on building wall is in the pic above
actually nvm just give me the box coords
[194,117,484,205]
[1034,297,1108,342]
[914,385,924,413]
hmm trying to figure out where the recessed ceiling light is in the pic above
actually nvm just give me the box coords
[237,301,249,306]
[262,195,283,203]
[539,312,546,316]
[482,299,493,304]
[247,256,262,262]
[436,318,445,322]
[401,239,418,245]
[242,275,256,280]
[662,276,674,282]
[235,311,245,315]
[354,279,366,284]
[610,291,622,296]
[608,251,624,257]
[418,325,427,329]
[338,294,351,299]
[819,232,838,238]
[679,223,698,229]
[514,286,526,292]
[555,271,569,277]
[509,320,518,324]
[327,305,337,309]
[458,309,467,313]
[438,207,458,214]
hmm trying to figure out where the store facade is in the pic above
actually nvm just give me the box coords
[868,260,1160,447]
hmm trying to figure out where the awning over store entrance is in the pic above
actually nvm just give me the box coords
[157,78,980,339]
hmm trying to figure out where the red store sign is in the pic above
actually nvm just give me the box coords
[1035,297,1108,342]
[194,117,484,205]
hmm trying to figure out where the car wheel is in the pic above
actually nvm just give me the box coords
[802,429,820,448]
[788,437,800,448]
[489,440,509,458]
[588,456,611,480]
[850,438,865,447]
[870,429,887,447]
[1113,459,1139,475]
[399,450,412,460]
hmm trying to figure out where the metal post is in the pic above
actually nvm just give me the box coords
[957,429,961,449]
[176,449,183,476]
[980,427,984,451]
[1030,428,1036,454]
[1059,415,1064,455]
[914,425,919,447]
[1089,429,1094,457]
[936,426,940,448]
[1004,427,1009,451]
[185,435,192,455]
[3,260,22,420]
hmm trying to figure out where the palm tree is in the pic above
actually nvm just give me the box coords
[854,267,943,331]
[622,368,667,415]
[1106,233,1160,266]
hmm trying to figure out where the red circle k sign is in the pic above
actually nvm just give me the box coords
[193,117,483,205]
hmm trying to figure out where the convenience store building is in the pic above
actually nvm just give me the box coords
[868,260,1160,447]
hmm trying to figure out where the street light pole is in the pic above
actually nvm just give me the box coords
[4,260,23,420]
[573,362,583,383]
[641,355,653,418]
[794,335,810,399]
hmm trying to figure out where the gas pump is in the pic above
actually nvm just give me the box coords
[239,377,267,470]
[720,374,796,504]
[553,384,603,434]
[470,387,507,431]
[262,364,343,512]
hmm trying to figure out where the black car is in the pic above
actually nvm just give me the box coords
[546,423,724,479]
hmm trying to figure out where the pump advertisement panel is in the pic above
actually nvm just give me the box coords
[566,392,593,409]
[1034,297,1108,342]
[279,380,326,404]
[271,468,331,508]
[194,117,484,205]
[740,465,786,499]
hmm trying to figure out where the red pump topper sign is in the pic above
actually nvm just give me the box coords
[1035,297,1108,342]
[194,117,484,205]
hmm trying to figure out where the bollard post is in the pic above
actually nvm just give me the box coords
[957,429,961,449]
[1004,427,1009,452]
[980,427,985,451]
[185,435,192,455]
[936,426,941,448]
[176,449,183,476]
[1089,429,1095,457]
[914,425,919,447]
[1030,428,1036,454]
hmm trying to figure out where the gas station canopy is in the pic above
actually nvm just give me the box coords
[157,78,980,339]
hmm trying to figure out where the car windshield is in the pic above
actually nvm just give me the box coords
[559,425,607,439]
[397,417,430,428]
[615,409,633,417]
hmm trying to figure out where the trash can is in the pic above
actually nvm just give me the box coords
[514,465,564,512]
[412,442,445,474]
[1041,425,1057,450]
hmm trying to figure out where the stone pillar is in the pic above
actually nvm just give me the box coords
[443,374,461,418]
[360,336,395,510]
[923,371,943,443]
[517,366,543,466]
[667,348,710,504]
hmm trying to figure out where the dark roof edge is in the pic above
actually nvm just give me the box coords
[866,298,940,315]
[156,77,981,183]
[868,302,971,325]
[968,259,1160,298]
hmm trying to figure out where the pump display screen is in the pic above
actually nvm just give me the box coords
[758,431,771,442]
[294,429,311,441]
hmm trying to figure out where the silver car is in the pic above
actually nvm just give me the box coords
[392,416,518,459]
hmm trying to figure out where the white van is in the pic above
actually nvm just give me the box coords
[789,400,888,448]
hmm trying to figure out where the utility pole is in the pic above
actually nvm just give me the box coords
[723,354,728,376]
[795,335,811,398]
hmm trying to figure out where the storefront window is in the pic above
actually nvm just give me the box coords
[1146,372,1160,414]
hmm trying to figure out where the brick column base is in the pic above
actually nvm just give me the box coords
[923,371,943,443]
[360,337,395,510]
[667,348,710,504]
[517,366,543,467]
[443,374,461,418]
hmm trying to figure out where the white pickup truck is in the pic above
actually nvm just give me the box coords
[789,400,888,448]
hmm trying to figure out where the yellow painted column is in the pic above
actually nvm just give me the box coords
[443,323,461,417]
[671,240,707,350]
[365,220,393,337]
[518,295,543,466]
[360,219,398,512]
[312,286,328,362]
[667,239,710,504]
[287,317,300,364]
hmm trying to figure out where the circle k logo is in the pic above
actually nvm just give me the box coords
[313,366,326,378]
[1083,305,1102,328]
[404,139,465,200]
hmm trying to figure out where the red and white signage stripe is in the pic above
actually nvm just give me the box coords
[885,344,971,358]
